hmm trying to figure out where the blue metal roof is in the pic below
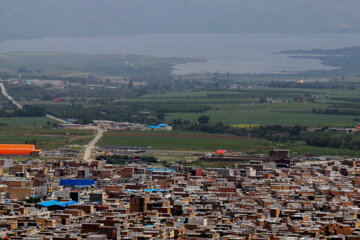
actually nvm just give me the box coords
[144,189,168,193]
[57,201,78,207]
[148,124,168,128]
[146,168,174,172]
[37,200,62,207]
[37,200,78,208]
[60,179,96,186]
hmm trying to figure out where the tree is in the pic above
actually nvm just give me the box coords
[156,111,165,121]
[198,115,210,124]
[215,121,224,128]
[128,80,134,89]
[259,97,267,103]
[17,66,28,73]
[289,125,301,136]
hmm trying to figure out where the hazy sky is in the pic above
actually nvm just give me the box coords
[1,0,360,39]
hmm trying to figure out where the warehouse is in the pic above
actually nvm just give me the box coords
[0,144,41,156]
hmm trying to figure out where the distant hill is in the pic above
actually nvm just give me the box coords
[1,0,360,39]
[278,46,360,56]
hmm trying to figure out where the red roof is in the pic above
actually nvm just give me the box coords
[215,150,226,155]
[53,98,65,102]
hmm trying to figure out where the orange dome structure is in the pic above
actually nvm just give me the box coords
[215,149,226,156]
[0,144,41,156]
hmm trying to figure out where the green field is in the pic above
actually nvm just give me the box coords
[0,117,59,127]
[136,88,360,127]
[2,52,360,128]
[0,52,200,78]
[98,131,271,153]
[165,102,357,127]
[2,52,360,157]
[281,142,356,157]
[0,126,94,149]
[97,131,360,157]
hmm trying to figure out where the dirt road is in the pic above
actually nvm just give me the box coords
[0,82,23,109]
[83,128,104,162]
[0,81,104,162]
[45,114,67,124]
[1,82,67,124]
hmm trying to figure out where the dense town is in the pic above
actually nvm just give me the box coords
[2,2,360,240]
[0,146,359,240]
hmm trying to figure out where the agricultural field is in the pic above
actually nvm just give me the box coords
[2,51,360,157]
[0,52,201,79]
[0,128,95,150]
[4,82,360,127]
[139,88,360,127]
[97,130,360,157]
[0,119,95,150]
[98,131,271,153]
[0,117,58,127]
[166,102,356,127]
[2,52,360,128]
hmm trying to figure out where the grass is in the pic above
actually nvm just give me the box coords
[140,88,360,127]
[0,117,59,127]
[0,127,94,149]
[98,131,271,153]
[281,141,358,157]
[166,102,357,127]
[0,52,197,78]
[97,130,360,158]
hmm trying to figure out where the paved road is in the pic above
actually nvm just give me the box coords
[45,114,67,124]
[1,82,67,124]
[0,81,104,162]
[0,82,23,109]
[83,128,104,162]
[125,60,138,69]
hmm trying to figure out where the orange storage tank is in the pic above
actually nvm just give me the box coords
[0,148,33,155]
[0,144,40,156]
[0,144,35,149]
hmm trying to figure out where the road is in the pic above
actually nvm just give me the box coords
[83,128,104,162]
[45,114,67,124]
[0,82,23,109]
[125,60,138,69]
[0,81,104,162]
[1,82,68,124]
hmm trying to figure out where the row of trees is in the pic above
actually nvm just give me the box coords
[0,103,47,118]
[269,80,357,90]
[96,155,158,165]
[172,116,303,140]
[312,108,360,116]
[173,117,360,152]
[305,135,360,150]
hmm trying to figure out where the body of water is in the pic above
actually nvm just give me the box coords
[1,33,360,74]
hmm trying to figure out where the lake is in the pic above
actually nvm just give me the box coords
[1,33,360,74]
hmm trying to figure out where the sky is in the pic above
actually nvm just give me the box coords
[1,0,360,39]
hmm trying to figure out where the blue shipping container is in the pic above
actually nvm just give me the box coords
[60,179,96,186]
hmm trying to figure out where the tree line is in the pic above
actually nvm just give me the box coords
[312,108,360,116]
[172,116,303,141]
[305,135,360,150]
[96,155,158,165]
